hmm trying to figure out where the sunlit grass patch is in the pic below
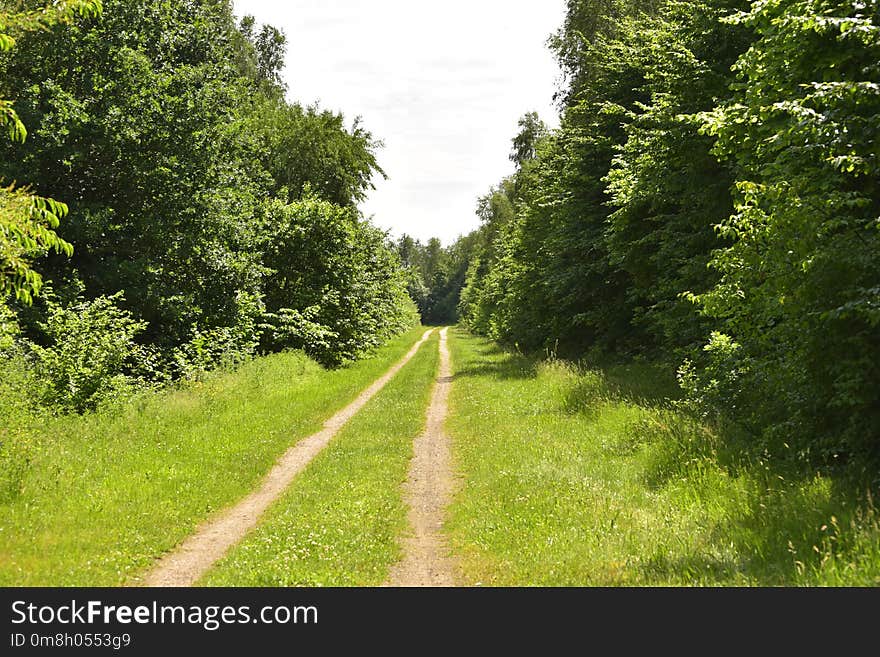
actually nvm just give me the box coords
[446,329,880,586]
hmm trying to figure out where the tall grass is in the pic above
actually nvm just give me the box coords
[446,329,880,586]
[0,327,426,585]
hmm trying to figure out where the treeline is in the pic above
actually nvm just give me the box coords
[457,0,879,466]
[0,1,417,414]
[394,234,475,325]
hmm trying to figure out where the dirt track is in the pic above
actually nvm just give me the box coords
[139,328,435,587]
[386,327,457,586]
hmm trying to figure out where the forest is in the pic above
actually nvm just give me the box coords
[432,0,879,477]
[0,0,878,588]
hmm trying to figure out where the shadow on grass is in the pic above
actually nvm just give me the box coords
[561,362,678,415]
[451,332,541,382]
[637,470,877,585]
[637,410,880,584]
[603,363,681,405]
[453,330,680,407]
[639,551,747,585]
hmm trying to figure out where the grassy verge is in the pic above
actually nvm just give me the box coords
[201,331,439,586]
[446,329,880,586]
[0,327,427,586]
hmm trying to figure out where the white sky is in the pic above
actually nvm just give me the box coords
[232,0,565,245]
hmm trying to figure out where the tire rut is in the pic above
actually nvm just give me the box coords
[386,327,457,587]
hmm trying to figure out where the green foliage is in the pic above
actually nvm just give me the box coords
[0,0,100,305]
[692,0,880,461]
[252,97,385,207]
[677,331,749,417]
[0,296,16,349]
[238,16,286,90]
[0,186,73,303]
[260,196,418,366]
[458,177,524,339]
[1,1,270,352]
[603,0,751,354]
[457,0,880,471]
[0,0,416,418]
[258,307,336,363]
[548,0,661,106]
[0,97,26,142]
[510,111,549,167]
[27,291,153,412]
[395,233,477,325]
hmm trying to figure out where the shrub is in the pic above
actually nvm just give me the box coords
[259,196,419,366]
[28,292,151,412]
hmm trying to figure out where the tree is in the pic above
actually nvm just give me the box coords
[394,233,478,325]
[1,0,413,393]
[259,196,417,365]
[238,15,287,92]
[0,0,101,304]
[460,0,880,466]
[510,112,548,168]
[603,0,751,354]
[252,98,385,207]
[692,0,880,460]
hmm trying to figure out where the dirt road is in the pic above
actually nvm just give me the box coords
[386,327,457,586]
[140,329,436,587]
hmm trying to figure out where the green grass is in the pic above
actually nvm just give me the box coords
[0,327,427,586]
[446,329,880,586]
[201,331,439,586]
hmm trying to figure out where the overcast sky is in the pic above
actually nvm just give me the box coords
[232,1,566,245]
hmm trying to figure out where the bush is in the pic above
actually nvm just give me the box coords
[257,306,336,357]
[259,196,419,366]
[0,297,18,351]
[693,0,880,462]
[28,292,152,412]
